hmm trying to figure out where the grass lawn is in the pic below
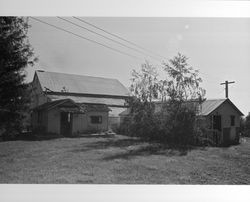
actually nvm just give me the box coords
[0,134,250,184]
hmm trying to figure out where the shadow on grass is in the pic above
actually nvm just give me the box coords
[1,132,116,142]
[102,143,192,161]
[3,132,64,141]
[71,138,144,152]
[70,136,197,160]
[73,134,115,139]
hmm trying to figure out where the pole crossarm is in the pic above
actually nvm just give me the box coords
[220,80,235,98]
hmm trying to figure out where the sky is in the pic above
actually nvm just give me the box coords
[27,17,250,115]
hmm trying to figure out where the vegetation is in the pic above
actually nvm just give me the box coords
[1,135,250,184]
[241,114,250,137]
[121,53,206,145]
[0,17,36,140]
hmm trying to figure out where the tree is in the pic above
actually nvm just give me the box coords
[121,53,206,145]
[162,53,205,101]
[159,53,206,144]
[127,61,159,138]
[243,113,250,137]
[130,61,159,103]
[0,17,36,138]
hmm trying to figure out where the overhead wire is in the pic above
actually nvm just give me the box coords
[73,17,166,61]
[30,17,144,61]
[57,17,161,62]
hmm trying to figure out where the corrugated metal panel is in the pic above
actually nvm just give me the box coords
[48,94,126,106]
[36,71,130,97]
[200,99,226,116]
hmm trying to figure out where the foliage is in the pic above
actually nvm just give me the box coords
[162,53,206,101]
[0,17,36,139]
[130,61,159,102]
[121,53,205,145]
[155,100,197,144]
[242,114,250,137]
[127,97,159,139]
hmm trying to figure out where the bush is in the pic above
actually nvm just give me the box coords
[119,99,198,145]
[242,115,250,137]
[154,101,197,144]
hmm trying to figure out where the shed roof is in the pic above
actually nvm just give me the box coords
[200,99,226,116]
[35,70,130,97]
[200,99,244,116]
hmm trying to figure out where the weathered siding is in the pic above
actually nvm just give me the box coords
[31,73,50,109]
[86,111,108,131]
[72,113,88,134]
[47,108,60,134]
[210,101,240,142]
[31,110,48,133]
[72,112,108,133]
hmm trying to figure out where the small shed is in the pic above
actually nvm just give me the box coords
[118,98,244,146]
[31,99,110,136]
[198,98,244,146]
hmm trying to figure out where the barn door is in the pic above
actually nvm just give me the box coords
[60,112,73,136]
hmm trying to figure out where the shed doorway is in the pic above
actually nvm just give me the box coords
[213,115,222,131]
[223,128,231,146]
[60,112,73,136]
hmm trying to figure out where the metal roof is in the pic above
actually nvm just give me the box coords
[199,99,226,116]
[200,99,244,116]
[35,71,130,97]
[33,99,110,113]
[48,94,126,106]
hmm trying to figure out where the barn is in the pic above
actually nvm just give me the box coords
[31,70,130,135]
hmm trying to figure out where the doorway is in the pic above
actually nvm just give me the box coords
[223,127,231,146]
[213,115,222,131]
[60,112,73,136]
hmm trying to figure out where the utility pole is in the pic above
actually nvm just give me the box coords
[220,80,235,98]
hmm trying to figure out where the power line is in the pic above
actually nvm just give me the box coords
[73,17,166,61]
[30,17,144,60]
[57,17,160,62]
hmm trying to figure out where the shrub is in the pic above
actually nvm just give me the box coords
[119,99,198,145]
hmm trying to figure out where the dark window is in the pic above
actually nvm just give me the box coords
[38,111,42,123]
[90,116,102,124]
[230,115,235,126]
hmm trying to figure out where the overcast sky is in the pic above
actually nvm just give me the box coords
[27,17,250,115]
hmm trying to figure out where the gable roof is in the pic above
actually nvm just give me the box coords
[200,99,226,116]
[35,70,130,97]
[33,99,110,113]
[33,99,79,111]
[200,99,244,116]
[47,94,126,106]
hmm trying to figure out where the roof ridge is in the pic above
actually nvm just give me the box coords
[36,70,119,81]
[205,98,227,101]
[35,70,130,97]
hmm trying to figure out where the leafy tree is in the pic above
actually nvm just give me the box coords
[130,61,159,103]
[0,17,36,139]
[162,53,205,101]
[243,114,250,137]
[121,53,206,145]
